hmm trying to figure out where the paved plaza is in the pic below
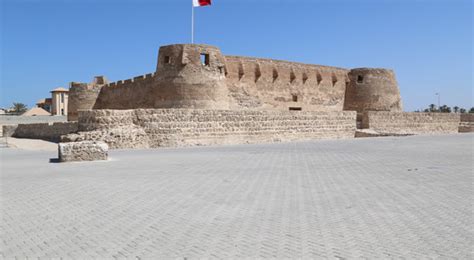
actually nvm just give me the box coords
[1,134,473,258]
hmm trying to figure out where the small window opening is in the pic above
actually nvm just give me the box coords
[164,56,171,64]
[61,108,64,115]
[357,75,364,83]
[302,73,308,84]
[290,71,296,83]
[218,66,224,74]
[201,53,210,66]
[292,95,298,102]
[332,74,338,86]
[316,72,323,85]
[289,107,302,111]
[272,68,279,82]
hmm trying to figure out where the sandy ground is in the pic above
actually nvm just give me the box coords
[1,137,57,151]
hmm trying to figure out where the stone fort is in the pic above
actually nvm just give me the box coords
[68,44,402,121]
[32,43,460,149]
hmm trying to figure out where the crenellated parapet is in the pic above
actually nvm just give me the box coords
[105,73,156,88]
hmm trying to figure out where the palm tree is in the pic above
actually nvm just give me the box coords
[453,106,459,113]
[429,104,437,112]
[12,102,27,114]
[469,107,474,113]
[460,108,467,113]
[439,105,451,113]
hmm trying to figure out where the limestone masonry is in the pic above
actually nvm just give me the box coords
[62,109,356,149]
[59,44,461,149]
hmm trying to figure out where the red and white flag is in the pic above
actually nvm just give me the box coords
[193,0,211,7]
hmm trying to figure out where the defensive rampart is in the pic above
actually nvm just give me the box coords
[9,122,78,142]
[62,109,357,149]
[361,112,460,135]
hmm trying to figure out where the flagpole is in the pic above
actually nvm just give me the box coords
[191,1,194,44]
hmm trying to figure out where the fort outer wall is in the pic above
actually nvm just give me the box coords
[67,44,404,116]
[224,56,349,111]
[61,109,357,149]
[88,44,387,113]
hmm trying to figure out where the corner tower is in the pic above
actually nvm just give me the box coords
[154,44,229,109]
[343,68,403,113]
[67,76,108,121]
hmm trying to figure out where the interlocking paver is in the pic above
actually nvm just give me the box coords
[1,134,473,258]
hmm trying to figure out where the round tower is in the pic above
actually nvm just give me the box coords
[67,76,107,121]
[343,68,402,113]
[153,44,229,109]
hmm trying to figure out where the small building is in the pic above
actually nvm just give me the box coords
[36,98,52,113]
[22,107,51,116]
[50,87,69,116]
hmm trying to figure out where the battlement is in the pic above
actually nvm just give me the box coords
[106,73,156,88]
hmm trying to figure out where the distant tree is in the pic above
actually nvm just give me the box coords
[460,108,467,114]
[470,107,474,113]
[453,106,459,113]
[439,105,451,113]
[11,102,27,113]
[429,104,437,112]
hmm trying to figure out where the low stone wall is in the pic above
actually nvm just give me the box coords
[361,112,460,135]
[0,115,67,125]
[62,109,357,149]
[0,115,67,136]
[10,122,78,142]
[459,114,474,133]
[2,125,18,137]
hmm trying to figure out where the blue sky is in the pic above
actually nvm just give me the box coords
[1,0,472,111]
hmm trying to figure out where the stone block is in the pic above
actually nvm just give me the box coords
[58,141,108,162]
